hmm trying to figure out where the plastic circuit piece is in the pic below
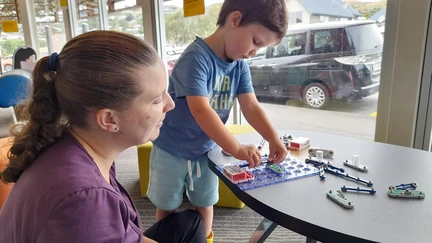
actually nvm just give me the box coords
[266,163,284,174]
[387,189,425,199]
[319,166,325,180]
[305,158,343,172]
[343,155,368,172]
[324,166,373,187]
[305,157,331,167]
[326,190,354,209]
[341,185,376,194]
[308,147,334,158]
[257,139,266,150]
[223,165,247,182]
[389,182,417,191]
[387,182,424,199]
[287,137,310,151]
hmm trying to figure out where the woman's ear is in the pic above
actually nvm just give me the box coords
[95,108,119,133]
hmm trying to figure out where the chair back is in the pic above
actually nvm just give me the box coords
[13,46,37,70]
[0,70,32,108]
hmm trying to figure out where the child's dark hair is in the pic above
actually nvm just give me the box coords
[217,0,288,42]
[0,30,159,183]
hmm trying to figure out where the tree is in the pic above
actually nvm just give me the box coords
[164,3,222,46]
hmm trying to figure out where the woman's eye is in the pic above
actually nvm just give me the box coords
[153,99,163,104]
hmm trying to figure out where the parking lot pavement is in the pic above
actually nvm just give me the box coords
[227,93,379,141]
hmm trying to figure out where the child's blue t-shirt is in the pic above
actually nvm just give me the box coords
[153,36,254,161]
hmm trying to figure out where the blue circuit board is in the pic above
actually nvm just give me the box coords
[216,156,319,191]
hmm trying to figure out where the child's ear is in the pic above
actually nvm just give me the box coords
[229,11,243,28]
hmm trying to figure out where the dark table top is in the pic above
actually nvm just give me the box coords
[207,130,432,243]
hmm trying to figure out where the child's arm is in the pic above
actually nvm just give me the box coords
[237,93,288,163]
[187,96,262,167]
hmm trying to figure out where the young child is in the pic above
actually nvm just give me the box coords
[148,0,289,241]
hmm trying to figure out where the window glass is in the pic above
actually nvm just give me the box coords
[312,29,345,54]
[163,0,388,143]
[272,33,307,57]
[106,1,144,39]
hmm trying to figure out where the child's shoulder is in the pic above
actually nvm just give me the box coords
[181,37,212,59]
[174,37,220,69]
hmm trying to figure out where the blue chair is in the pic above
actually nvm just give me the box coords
[0,70,32,123]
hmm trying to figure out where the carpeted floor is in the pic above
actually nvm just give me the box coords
[116,146,306,243]
[0,108,14,138]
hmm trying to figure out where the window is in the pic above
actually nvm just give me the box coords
[288,11,303,25]
[0,0,24,73]
[74,0,101,34]
[106,1,144,38]
[0,0,19,23]
[163,0,388,146]
[346,24,383,54]
[35,2,67,56]
[272,33,306,57]
[320,15,329,22]
[311,29,345,54]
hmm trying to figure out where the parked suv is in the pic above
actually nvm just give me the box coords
[248,20,383,109]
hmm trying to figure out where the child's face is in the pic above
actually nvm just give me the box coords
[118,60,175,145]
[225,21,279,61]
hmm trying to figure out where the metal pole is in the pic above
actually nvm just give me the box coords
[18,0,40,58]
[45,26,54,55]
[233,98,239,124]
[82,23,89,33]
[98,0,109,30]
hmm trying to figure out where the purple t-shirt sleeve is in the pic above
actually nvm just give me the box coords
[237,60,254,95]
[36,188,142,243]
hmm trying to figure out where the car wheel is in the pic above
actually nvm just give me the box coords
[4,65,12,72]
[302,82,330,109]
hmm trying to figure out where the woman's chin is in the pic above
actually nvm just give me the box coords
[148,130,161,142]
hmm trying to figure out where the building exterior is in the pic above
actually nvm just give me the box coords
[286,0,362,25]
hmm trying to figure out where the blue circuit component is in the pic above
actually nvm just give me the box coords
[341,186,376,194]
[389,182,417,191]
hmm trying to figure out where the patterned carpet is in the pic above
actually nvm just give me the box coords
[116,146,306,243]
[0,108,14,138]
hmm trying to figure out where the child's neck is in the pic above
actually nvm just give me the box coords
[204,28,231,62]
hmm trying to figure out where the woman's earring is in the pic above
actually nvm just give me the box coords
[114,127,118,132]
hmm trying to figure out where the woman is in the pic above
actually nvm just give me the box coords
[0,31,206,243]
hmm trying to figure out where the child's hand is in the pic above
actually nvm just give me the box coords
[268,140,288,164]
[231,144,262,168]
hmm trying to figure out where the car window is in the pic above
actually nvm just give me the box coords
[311,28,345,54]
[346,24,383,54]
[272,32,306,58]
